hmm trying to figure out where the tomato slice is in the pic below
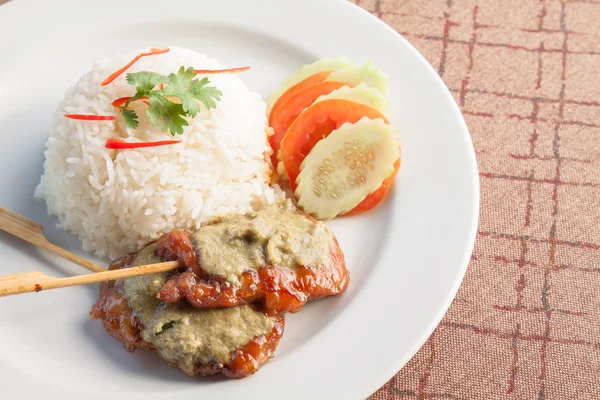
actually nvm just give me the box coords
[281,98,389,188]
[268,81,349,166]
[344,158,401,215]
[269,71,334,122]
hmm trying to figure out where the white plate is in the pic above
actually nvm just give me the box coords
[0,0,479,398]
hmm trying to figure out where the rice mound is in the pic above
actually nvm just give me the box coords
[35,47,280,258]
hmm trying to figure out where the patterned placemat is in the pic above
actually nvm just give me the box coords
[352,0,600,399]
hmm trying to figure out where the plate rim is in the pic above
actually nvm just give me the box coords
[343,2,480,396]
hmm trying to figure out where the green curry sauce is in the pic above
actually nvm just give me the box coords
[123,245,274,374]
[193,199,335,284]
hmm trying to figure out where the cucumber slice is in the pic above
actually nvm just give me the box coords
[295,118,400,220]
[327,60,390,96]
[314,83,390,116]
[266,57,354,111]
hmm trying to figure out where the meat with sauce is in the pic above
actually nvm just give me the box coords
[155,199,349,315]
[90,245,284,379]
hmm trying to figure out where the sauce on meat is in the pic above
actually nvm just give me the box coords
[193,199,335,284]
[122,244,274,375]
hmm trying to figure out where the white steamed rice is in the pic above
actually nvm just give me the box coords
[35,47,281,259]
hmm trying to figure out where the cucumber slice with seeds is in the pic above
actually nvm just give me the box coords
[327,60,390,97]
[314,83,390,116]
[266,57,354,112]
[295,118,400,220]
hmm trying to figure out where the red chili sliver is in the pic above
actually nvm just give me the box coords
[111,96,150,108]
[105,138,181,149]
[194,66,250,74]
[101,48,170,86]
[64,114,116,121]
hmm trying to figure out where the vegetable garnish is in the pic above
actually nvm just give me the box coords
[120,66,222,135]
[101,48,170,86]
[344,158,401,215]
[269,71,333,119]
[64,114,116,121]
[194,66,250,74]
[111,96,150,108]
[266,57,353,111]
[280,98,389,189]
[268,81,348,166]
[105,138,181,149]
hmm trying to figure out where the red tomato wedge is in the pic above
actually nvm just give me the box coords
[281,98,389,186]
[269,70,334,121]
[281,99,399,215]
[268,81,349,166]
[343,158,401,215]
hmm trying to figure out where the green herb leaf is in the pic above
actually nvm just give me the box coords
[122,108,139,129]
[146,94,189,135]
[189,77,222,111]
[156,321,176,336]
[121,67,222,135]
[126,72,168,95]
[161,67,222,117]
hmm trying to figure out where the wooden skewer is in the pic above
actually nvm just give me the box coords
[0,260,181,297]
[0,207,106,273]
[0,207,186,298]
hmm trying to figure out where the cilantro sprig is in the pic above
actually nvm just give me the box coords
[121,67,222,135]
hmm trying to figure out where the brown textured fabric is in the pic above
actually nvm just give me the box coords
[351,0,600,399]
